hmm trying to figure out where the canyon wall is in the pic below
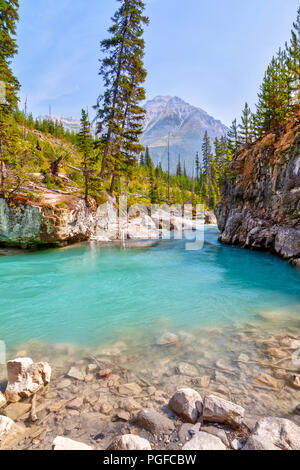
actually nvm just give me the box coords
[215,120,300,268]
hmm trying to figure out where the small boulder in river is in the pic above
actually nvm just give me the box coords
[136,408,175,435]
[203,395,245,429]
[107,434,152,451]
[169,388,202,423]
[157,333,178,346]
[177,362,199,377]
[67,366,85,381]
[243,417,300,451]
[5,358,51,403]
[182,431,226,450]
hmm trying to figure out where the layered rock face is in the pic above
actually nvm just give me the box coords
[215,121,300,267]
[0,197,95,248]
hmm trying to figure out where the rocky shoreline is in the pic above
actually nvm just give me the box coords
[0,194,217,250]
[0,324,299,451]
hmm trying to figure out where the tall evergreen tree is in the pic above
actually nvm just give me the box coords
[287,7,300,114]
[0,0,20,192]
[77,110,95,207]
[195,152,200,181]
[202,131,212,177]
[95,0,149,186]
[239,103,252,144]
[227,119,240,152]
[176,155,182,177]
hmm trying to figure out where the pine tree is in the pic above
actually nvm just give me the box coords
[227,119,240,152]
[0,0,20,192]
[176,155,182,177]
[195,152,200,181]
[202,131,212,177]
[239,103,252,144]
[95,0,149,186]
[78,110,96,206]
[287,7,300,115]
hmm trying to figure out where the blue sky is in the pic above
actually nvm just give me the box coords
[14,0,300,126]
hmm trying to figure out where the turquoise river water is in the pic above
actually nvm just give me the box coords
[0,226,299,353]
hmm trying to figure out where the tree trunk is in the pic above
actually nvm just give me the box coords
[99,9,130,180]
[109,174,115,195]
[0,136,6,192]
[85,174,89,208]
[50,156,63,178]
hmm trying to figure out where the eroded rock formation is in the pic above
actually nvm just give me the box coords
[215,120,300,267]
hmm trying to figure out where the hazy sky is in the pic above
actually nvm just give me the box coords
[14,0,300,126]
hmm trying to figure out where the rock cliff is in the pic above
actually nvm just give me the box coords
[215,120,300,267]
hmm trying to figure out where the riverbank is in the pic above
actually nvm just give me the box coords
[0,318,299,450]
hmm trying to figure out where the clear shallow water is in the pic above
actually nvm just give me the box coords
[0,226,299,352]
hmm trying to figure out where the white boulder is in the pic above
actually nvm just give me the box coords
[183,431,226,450]
[53,436,93,450]
[107,434,152,451]
[243,417,300,451]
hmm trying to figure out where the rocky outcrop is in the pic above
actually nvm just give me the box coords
[215,121,300,267]
[0,197,95,248]
[0,193,215,248]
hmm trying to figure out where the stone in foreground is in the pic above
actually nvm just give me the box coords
[53,436,93,450]
[183,431,226,450]
[136,408,175,435]
[169,388,202,424]
[107,434,152,451]
[203,395,245,429]
[0,416,14,440]
[5,358,51,403]
[243,417,300,451]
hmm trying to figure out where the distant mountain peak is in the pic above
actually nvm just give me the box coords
[141,96,228,173]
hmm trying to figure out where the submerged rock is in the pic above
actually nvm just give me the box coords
[169,388,202,424]
[4,402,31,421]
[107,434,152,451]
[67,366,85,381]
[157,333,178,346]
[5,358,51,403]
[203,395,245,429]
[182,431,226,450]
[243,418,300,451]
[177,362,199,377]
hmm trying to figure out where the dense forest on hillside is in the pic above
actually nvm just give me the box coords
[0,1,299,211]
